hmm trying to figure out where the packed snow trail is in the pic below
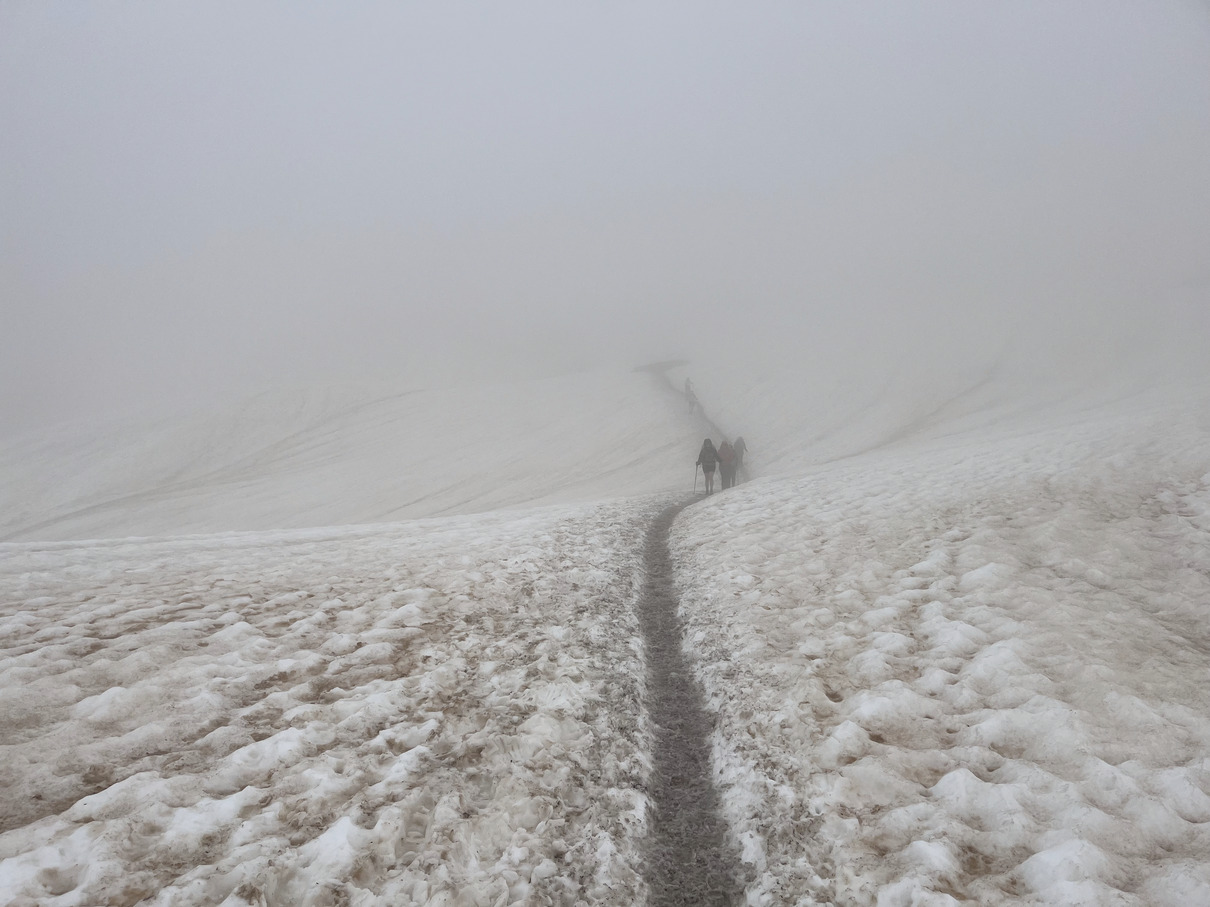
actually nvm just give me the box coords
[638,500,745,906]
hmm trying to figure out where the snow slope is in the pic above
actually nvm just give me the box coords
[675,380,1210,905]
[3,360,1210,905]
[1,499,663,905]
[0,370,698,542]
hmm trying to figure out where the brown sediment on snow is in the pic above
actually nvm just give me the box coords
[638,500,744,907]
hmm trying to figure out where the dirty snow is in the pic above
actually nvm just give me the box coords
[674,382,1210,905]
[1,501,660,905]
[3,364,1210,905]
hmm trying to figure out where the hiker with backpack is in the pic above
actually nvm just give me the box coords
[718,439,737,490]
[696,438,719,494]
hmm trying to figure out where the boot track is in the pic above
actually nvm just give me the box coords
[638,499,744,906]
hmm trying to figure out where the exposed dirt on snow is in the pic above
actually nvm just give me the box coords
[0,504,660,905]
[638,500,745,906]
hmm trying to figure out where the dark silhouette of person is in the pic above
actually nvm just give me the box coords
[717,439,736,489]
[696,438,719,493]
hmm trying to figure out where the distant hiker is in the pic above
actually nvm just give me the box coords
[718,439,737,490]
[733,436,747,482]
[684,378,699,414]
[696,438,718,494]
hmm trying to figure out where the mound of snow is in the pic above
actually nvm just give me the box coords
[0,369,699,541]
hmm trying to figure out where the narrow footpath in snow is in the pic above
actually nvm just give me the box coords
[638,499,744,906]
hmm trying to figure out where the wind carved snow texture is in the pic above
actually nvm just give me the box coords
[639,501,744,906]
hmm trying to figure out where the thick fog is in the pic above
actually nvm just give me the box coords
[3,2,1209,434]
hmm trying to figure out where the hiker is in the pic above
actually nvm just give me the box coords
[684,378,699,414]
[696,438,719,493]
[718,439,737,489]
[733,436,747,483]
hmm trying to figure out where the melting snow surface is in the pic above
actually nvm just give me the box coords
[1,502,659,905]
[3,366,1210,904]
[674,384,1210,905]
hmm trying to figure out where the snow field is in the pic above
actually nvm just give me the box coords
[0,499,665,906]
[672,389,1210,905]
[674,357,1181,483]
[0,370,698,542]
[6,361,1210,903]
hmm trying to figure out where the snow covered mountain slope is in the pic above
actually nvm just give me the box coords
[673,378,1210,904]
[6,345,1201,545]
[4,356,1210,905]
[0,369,700,542]
[0,499,664,905]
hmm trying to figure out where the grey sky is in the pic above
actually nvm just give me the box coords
[3,2,1210,432]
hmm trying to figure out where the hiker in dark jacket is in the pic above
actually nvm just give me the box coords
[718,439,737,489]
[696,439,719,494]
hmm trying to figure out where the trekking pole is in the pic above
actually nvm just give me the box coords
[693,464,699,494]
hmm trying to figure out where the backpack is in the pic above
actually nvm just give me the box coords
[718,441,735,464]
